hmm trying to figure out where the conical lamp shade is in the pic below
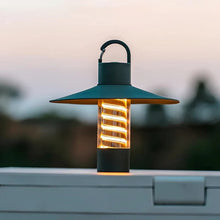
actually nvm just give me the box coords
[50,84,179,104]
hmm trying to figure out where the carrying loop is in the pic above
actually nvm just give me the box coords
[99,40,131,63]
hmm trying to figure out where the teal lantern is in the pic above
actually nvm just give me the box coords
[50,40,179,172]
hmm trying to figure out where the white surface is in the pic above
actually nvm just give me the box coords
[0,187,152,213]
[1,167,220,186]
[1,213,220,220]
[1,168,220,219]
[154,176,205,205]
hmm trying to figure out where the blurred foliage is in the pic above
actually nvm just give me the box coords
[185,124,220,170]
[184,79,219,124]
[146,104,168,127]
[0,82,21,98]
[0,81,21,114]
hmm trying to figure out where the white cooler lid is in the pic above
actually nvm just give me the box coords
[0,167,220,187]
[1,168,220,215]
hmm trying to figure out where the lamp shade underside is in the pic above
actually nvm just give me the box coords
[50,85,179,105]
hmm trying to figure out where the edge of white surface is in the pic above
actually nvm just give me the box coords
[1,167,220,175]
[0,168,220,187]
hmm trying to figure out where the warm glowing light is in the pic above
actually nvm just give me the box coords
[101,124,127,133]
[101,113,127,123]
[101,135,127,144]
[97,172,131,176]
[98,99,130,149]
[100,145,125,149]
[100,145,110,149]
[101,103,127,112]
[116,99,127,103]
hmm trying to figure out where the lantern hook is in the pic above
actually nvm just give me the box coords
[99,40,131,63]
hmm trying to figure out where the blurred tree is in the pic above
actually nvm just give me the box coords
[133,103,171,169]
[184,78,219,124]
[0,80,21,115]
[185,123,220,170]
[146,104,169,127]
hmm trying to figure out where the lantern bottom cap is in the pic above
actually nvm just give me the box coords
[97,148,130,172]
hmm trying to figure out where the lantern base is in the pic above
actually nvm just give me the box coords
[97,148,130,172]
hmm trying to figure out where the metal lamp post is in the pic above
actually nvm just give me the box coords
[50,40,179,172]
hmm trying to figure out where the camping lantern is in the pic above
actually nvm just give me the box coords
[50,40,179,172]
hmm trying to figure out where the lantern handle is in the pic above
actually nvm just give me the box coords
[99,40,131,63]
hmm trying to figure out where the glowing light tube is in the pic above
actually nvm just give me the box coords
[98,99,130,149]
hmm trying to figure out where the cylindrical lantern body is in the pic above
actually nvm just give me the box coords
[97,99,130,172]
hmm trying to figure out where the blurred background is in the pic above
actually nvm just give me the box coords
[0,0,219,170]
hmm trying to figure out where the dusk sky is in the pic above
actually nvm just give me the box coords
[1,0,220,123]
